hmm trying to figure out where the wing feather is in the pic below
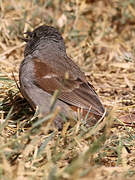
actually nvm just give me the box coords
[33,57,105,116]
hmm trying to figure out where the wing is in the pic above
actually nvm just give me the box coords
[33,56,105,116]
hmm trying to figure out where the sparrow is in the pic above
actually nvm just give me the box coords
[19,25,105,129]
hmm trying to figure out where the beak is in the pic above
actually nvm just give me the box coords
[18,31,33,42]
[24,31,33,37]
[18,36,29,42]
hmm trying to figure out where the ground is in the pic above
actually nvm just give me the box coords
[0,0,135,179]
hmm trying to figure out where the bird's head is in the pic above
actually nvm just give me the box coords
[23,25,65,57]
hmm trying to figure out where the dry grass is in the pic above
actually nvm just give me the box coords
[0,0,135,179]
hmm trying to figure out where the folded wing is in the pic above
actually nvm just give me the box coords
[33,57,105,117]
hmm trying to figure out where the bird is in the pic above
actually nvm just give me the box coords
[19,25,105,129]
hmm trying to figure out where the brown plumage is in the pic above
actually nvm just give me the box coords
[19,25,105,129]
